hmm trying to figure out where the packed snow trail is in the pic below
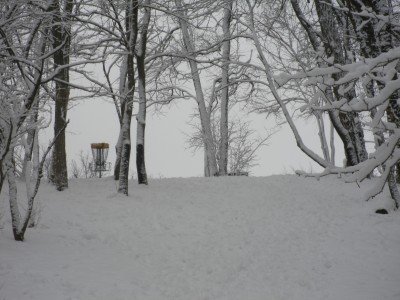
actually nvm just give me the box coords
[1,175,399,300]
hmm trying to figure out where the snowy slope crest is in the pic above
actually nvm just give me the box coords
[0,175,399,300]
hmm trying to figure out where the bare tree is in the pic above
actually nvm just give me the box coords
[70,159,82,178]
[79,150,92,178]
[228,121,271,174]
[219,0,234,175]
[0,0,70,239]
[68,150,95,179]
[75,0,140,194]
[173,0,220,176]
[20,97,40,181]
[50,0,74,191]
[135,0,151,185]
[42,146,53,181]
[239,0,400,208]
[117,0,139,195]
[187,110,271,174]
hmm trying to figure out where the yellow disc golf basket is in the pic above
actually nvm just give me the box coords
[90,143,111,178]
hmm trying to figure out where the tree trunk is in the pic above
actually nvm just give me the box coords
[21,101,38,181]
[369,0,400,198]
[52,98,68,191]
[117,0,138,195]
[135,0,150,185]
[28,129,40,228]
[6,152,23,240]
[388,166,400,209]
[295,0,367,166]
[328,111,359,166]
[375,2,400,183]
[338,111,368,166]
[6,150,37,241]
[114,56,128,180]
[346,0,400,205]
[175,0,219,176]
[21,137,33,181]
[50,0,74,191]
[0,120,13,196]
[118,142,131,195]
[114,133,122,180]
[330,121,335,165]
[218,0,233,176]
[6,120,67,241]
[315,111,330,162]
[204,145,210,176]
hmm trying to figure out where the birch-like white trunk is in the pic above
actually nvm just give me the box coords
[114,56,128,180]
[175,0,219,176]
[135,0,150,185]
[118,0,138,195]
[5,119,67,241]
[330,121,335,165]
[21,95,39,181]
[315,111,330,162]
[6,154,22,240]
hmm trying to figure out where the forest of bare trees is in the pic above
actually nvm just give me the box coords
[1,0,400,240]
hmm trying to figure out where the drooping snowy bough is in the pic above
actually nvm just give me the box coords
[241,0,400,209]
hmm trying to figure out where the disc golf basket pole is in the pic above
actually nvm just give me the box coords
[90,143,111,178]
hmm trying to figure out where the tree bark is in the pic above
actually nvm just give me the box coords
[118,142,131,195]
[315,0,368,166]
[6,120,68,241]
[349,0,400,203]
[114,132,122,180]
[219,0,233,176]
[293,0,368,166]
[21,94,40,181]
[175,0,219,176]
[315,111,330,162]
[114,56,128,180]
[50,0,74,191]
[135,0,150,185]
[118,0,138,195]
[6,152,23,240]
[318,0,400,206]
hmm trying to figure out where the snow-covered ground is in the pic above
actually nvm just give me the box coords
[0,175,399,300]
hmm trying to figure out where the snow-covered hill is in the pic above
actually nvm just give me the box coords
[1,175,399,300]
